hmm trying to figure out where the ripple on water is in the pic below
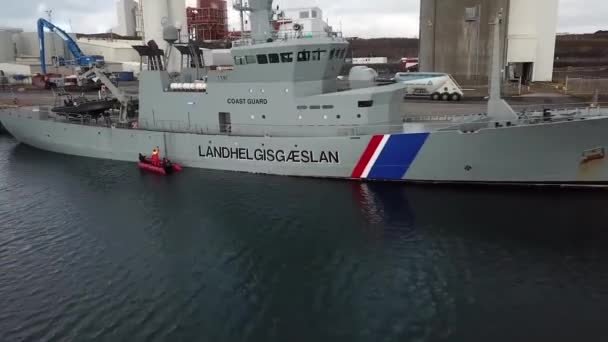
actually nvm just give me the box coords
[3,136,608,341]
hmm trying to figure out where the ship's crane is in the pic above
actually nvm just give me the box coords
[79,68,132,123]
[37,18,105,74]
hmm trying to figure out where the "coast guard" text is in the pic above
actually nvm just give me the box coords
[227,98,268,105]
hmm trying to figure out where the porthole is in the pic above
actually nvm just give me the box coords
[357,114,362,118]
[336,115,341,119]
[262,115,266,119]
[298,115,303,120]
[323,115,328,120]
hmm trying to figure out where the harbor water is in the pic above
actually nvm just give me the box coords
[1,135,608,341]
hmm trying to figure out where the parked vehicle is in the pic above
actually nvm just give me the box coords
[394,72,464,101]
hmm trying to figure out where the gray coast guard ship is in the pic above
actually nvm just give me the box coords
[3,1,608,186]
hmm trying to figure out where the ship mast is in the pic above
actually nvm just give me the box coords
[487,9,517,121]
[233,0,274,43]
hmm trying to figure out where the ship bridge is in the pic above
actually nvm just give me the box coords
[228,32,348,96]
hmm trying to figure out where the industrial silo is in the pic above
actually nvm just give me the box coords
[419,0,558,85]
[419,0,509,85]
[506,0,558,82]
[141,0,186,72]
[0,30,16,63]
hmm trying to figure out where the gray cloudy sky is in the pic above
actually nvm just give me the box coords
[0,0,605,37]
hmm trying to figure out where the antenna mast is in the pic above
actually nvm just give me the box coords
[44,9,57,62]
[487,9,517,121]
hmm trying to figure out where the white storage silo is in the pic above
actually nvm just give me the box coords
[116,0,137,36]
[16,32,68,63]
[167,0,187,71]
[141,0,169,46]
[167,0,187,35]
[507,0,559,82]
[0,30,16,62]
[141,0,186,72]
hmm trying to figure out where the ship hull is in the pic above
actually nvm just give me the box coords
[4,110,608,186]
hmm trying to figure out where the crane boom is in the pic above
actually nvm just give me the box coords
[37,18,105,74]
[80,68,128,104]
[79,68,130,122]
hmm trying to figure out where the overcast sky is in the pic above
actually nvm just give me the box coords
[0,0,605,38]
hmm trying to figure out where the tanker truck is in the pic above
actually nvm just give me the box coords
[394,72,464,101]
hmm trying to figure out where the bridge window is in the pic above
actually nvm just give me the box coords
[234,56,245,65]
[310,105,321,110]
[245,55,256,64]
[312,48,326,60]
[322,105,334,109]
[300,11,309,19]
[329,49,335,60]
[268,53,280,63]
[257,54,269,64]
[358,100,373,108]
[311,10,317,18]
[280,52,294,63]
[297,105,307,110]
[297,50,311,62]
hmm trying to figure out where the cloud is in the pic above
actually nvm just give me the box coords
[36,3,47,14]
[0,0,605,36]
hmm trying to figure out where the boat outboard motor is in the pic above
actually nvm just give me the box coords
[543,108,552,122]
[163,159,173,174]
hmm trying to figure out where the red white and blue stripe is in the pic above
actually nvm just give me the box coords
[351,133,430,180]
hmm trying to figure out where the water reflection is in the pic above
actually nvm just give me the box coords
[3,137,608,341]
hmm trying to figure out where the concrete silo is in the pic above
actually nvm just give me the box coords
[419,0,558,85]
[141,0,187,71]
[116,0,137,36]
[0,30,16,63]
[507,0,558,83]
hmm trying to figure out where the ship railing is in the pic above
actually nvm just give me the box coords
[138,107,608,137]
[407,104,608,123]
[19,107,135,129]
[140,118,435,137]
[11,105,608,137]
[232,30,344,47]
[136,119,477,137]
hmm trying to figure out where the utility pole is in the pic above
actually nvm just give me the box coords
[45,10,57,64]
[239,0,245,33]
